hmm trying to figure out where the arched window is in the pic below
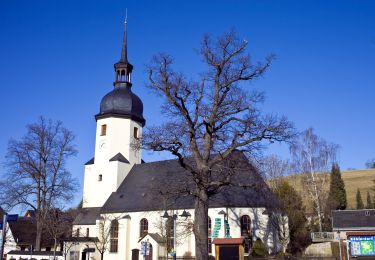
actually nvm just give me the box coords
[240,215,251,236]
[76,228,80,237]
[241,215,252,254]
[140,218,148,237]
[86,228,89,237]
[165,217,174,252]
[109,220,119,253]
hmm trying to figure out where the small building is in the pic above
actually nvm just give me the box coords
[332,209,375,257]
[1,212,69,260]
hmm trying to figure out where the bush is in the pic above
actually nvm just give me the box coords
[249,238,268,257]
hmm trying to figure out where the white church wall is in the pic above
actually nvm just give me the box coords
[82,117,142,208]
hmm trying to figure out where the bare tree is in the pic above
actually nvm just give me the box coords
[92,214,124,260]
[154,216,194,257]
[143,30,295,259]
[290,128,338,232]
[258,154,291,190]
[45,208,77,259]
[0,117,78,250]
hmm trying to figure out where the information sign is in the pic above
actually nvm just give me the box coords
[350,236,375,256]
[140,241,150,256]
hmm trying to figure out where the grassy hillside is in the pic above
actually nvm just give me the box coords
[284,169,375,209]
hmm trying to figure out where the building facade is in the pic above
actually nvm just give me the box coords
[71,20,282,260]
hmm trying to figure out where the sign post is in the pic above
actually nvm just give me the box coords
[0,214,7,260]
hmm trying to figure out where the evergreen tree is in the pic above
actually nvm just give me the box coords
[366,191,373,209]
[356,189,364,209]
[327,163,347,210]
[274,181,310,254]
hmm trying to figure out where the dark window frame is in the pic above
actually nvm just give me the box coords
[101,124,107,136]
[109,220,119,253]
[140,218,148,237]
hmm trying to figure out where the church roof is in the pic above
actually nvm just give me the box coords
[109,153,130,163]
[73,207,101,225]
[101,152,277,214]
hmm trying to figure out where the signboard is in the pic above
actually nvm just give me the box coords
[350,236,375,256]
[6,214,18,222]
[140,241,150,256]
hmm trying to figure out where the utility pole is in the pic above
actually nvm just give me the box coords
[0,214,7,260]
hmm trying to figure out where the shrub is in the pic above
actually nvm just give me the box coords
[249,238,268,257]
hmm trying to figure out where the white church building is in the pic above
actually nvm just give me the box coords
[70,21,283,260]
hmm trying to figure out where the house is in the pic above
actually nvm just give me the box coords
[2,210,73,260]
[332,209,375,257]
[70,20,284,260]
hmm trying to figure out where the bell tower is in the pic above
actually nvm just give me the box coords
[82,19,145,208]
[114,18,133,88]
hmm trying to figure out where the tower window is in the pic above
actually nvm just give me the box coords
[98,174,102,181]
[134,127,139,139]
[86,228,90,237]
[101,124,107,136]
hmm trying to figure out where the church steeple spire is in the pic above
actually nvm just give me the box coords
[120,14,128,63]
[114,15,133,88]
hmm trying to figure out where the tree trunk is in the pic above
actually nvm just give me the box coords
[101,252,104,260]
[35,219,42,250]
[194,188,209,260]
[53,237,57,260]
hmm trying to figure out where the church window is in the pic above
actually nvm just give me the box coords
[86,228,89,237]
[165,217,174,252]
[241,215,252,254]
[98,174,102,181]
[76,228,80,237]
[140,218,148,237]
[133,127,139,139]
[101,124,107,136]
[240,215,251,236]
[109,220,119,253]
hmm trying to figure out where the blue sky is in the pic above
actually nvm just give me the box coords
[1,1,374,208]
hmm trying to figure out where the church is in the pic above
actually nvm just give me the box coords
[70,20,283,260]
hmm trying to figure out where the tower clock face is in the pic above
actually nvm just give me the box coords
[99,141,107,149]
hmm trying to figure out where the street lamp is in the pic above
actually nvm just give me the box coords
[162,209,191,260]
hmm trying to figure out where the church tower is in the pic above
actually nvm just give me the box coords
[82,19,145,208]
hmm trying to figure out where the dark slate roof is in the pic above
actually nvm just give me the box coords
[109,153,130,164]
[96,86,145,126]
[63,237,99,242]
[332,210,375,230]
[139,233,165,244]
[73,207,101,225]
[8,217,55,247]
[101,152,277,213]
[85,157,95,165]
